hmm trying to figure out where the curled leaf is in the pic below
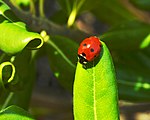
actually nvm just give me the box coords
[0,61,16,97]
[0,0,43,54]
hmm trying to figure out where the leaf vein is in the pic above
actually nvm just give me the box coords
[93,61,97,120]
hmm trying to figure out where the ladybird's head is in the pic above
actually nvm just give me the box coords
[78,53,88,64]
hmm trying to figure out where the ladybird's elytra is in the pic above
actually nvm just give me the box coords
[78,36,101,64]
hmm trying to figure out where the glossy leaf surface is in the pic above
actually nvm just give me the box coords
[0,0,43,54]
[74,42,119,120]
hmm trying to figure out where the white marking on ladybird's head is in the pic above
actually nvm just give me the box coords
[78,53,88,64]
[80,53,86,59]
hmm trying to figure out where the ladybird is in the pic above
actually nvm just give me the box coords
[78,36,101,64]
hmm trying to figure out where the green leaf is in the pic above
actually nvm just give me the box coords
[57,0,99,15]
[11,0,30,6]
[0,0,43,54]
[0,105,34,120]
[100,20,150,101]
[114,51,150,102]
[91,0,136,25]
[102,20,150,51]
[50,10,68,25]
[6,50,36,109]
[57,0,135,26]
[140,34,150,49]
[130,0,150,11]
[56,0,73,15]
[0,61,16,97]
[46,35,78,91]
[0,49,36,110]
[74,42,119,120]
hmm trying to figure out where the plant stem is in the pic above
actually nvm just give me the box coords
[47,39,75,68]
[39,0,45,18]
[67,0,85,27]
[29,0,36,15]
[77,0,85,11]
[5,1,90,41]
[1,92,14,109]
[65,0,71,15]
[67,8,77,27]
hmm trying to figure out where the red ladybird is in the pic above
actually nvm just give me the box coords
[78,36,101,64]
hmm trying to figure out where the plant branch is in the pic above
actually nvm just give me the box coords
[4,0,90,42]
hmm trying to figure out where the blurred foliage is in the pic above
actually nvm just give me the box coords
[0,0,150,118]
[130,0,150,11]
[0,105,34,120]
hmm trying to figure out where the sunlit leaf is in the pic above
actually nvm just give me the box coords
[130,0,150,11]
[140,34,150,49]
[0,105,34,120]
[0,0,43,54]
[74,41,119,120]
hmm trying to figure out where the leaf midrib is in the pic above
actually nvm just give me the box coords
[93,61,97,120]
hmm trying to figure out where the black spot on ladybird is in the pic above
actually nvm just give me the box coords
[83,43,87,46]
[90,48,94,52]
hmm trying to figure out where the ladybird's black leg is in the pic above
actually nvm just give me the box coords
[82,64,87,69]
